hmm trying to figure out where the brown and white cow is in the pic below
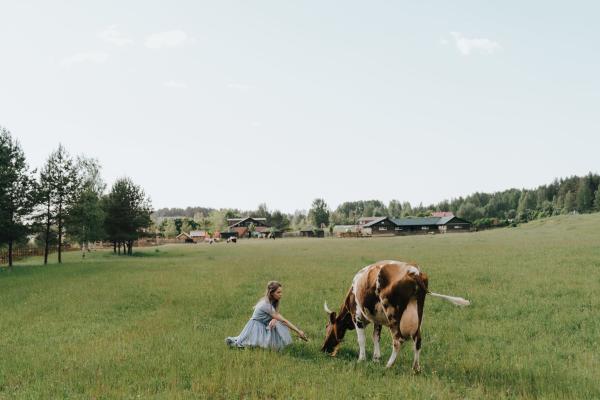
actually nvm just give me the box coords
[321,260,470,371]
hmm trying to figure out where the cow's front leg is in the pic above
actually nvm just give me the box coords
[372,324,382,362]
[386,324,404,368]
[356,322,367,361]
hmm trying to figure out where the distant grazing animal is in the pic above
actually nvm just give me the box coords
[321,260,470,371]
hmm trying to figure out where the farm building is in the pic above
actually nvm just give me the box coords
[175,232,194,243]
[360,217,399,235]
[357,216,386,226]
[391,216,472,234]
[434,216,472,232]
[390,217,448,234]
[189,230,208,241]
[227,217,271,238]
[300,227,325,238]
[344,215,472,236]
[176,231,210,243]
[332,225,361,237]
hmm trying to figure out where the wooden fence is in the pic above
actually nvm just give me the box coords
[0,246,79,265]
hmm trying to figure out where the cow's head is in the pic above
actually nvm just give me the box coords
[321,302,350,355]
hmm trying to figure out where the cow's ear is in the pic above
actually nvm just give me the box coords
[329,312,336,324]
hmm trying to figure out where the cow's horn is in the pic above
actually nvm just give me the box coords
[324,301,333,314]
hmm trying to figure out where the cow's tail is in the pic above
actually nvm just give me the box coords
[428,292,470,306]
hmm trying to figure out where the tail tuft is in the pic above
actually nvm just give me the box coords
[429,292,470,306]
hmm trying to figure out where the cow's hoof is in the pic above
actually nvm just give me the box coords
[372,357,381,363]
[412,366,421,374]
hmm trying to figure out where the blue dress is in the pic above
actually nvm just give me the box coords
[226,299,293,350]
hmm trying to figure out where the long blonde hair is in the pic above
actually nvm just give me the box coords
[261,280,282,311]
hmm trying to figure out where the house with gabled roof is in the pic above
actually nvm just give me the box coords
[359,216,398,235]
[434,215,471,232]
[190,230,208,241]
[357,216,386,226]
[176,232,194,242]
[227,217,272,238]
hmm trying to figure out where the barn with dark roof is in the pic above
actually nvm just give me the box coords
[360,215,471,235]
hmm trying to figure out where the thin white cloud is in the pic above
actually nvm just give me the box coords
[227,83,253,90]
[145,30,188,49]
[60,52,109,68]
[163,80,188,89]
[97,25,134,47]
[449,32,501,55]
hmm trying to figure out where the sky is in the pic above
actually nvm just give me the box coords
[1,1,599,213]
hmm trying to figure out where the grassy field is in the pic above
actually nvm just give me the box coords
[1,214,600,399]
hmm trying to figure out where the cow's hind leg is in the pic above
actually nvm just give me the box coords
[386,325,404,368]
[372,324,382,362]
[412,329,422,373]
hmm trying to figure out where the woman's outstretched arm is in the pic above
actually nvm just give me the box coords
[270,312,308,341]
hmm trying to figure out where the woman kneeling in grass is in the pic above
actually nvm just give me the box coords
[226,281,308,350]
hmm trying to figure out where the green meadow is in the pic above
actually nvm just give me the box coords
[1,214,599,399]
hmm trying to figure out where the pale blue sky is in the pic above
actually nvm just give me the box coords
[1,1,598,212]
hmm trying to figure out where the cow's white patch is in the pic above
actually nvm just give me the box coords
[352,264,377,318]
[386,341,401,368]
[356,327,367,361]
[408,266,420,275]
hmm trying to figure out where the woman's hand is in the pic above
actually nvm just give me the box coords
[298,330,308,342]
[268,319,278,330]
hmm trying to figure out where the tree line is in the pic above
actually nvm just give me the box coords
[155,174,600,235]
[5,123,597,268]
[327,173,600,228]
[0,126,152,268]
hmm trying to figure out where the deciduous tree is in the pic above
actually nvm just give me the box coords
[65,157,106,256]
[309,198,329,228]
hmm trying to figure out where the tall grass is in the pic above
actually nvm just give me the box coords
[1,214,599,399]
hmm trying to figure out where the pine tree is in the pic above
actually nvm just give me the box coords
[593,189,600,212]
[35,158,56,264]
[0,127,37,268]
[563,191,576,214]
[45,145,79,263]
[576,177,593,213]
[103,177,152,255]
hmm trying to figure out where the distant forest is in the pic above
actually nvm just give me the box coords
[153,173,600,233]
